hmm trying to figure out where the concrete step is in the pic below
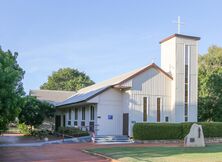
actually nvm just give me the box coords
[94,135,129,140]
[92,135,133,144]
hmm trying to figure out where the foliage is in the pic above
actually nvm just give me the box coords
[57,127,89,137]
[133,123,182,140]
[18,96,55,129]
[133,122,222,140]
[31,129,52,139]
[198,46,222,121]
[18,123,31,135]
[40,68,94,91]
[199,122,222,138]
[0,48,25,131]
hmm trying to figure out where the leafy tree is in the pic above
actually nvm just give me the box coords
[18,96,55,130]
[198,46,222,121]
[0,48,25,131]
[40,68,94,91]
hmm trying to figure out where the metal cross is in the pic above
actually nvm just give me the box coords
[173,16,184,34]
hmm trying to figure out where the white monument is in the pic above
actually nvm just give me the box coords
[184,123,205,147]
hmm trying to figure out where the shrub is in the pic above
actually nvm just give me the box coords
[31,129,52,139]
[198,122,222,138]
[57,127,89,137]
[181,122,194,138]
[133,123,182,140]
[133,122,222,140]
[18,123,31,135]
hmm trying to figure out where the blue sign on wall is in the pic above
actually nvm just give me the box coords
[108,115,113,120]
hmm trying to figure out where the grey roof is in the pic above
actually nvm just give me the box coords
[57,63,173,107]
[30,89,75,105]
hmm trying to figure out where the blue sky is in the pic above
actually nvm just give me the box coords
[0,0,221,93]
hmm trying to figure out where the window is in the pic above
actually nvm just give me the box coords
[165,116,169,122]
[143,97,147,122]
[184,45,189,122]
[90,105,95,121]
[74,121,78,126]
[68,121,71,126]
[157,98,161,122]
[68,109,71,120]
[74,108,78,120]
[81,121,85,126]
[82,107,85,120]
[89,121,94,132]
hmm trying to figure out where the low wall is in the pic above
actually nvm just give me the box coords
[135,138,222,145]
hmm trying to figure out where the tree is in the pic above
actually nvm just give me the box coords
[0,48,25,131]
[198,46,222,121]
[40,68,94,91]
[18,96,55,129]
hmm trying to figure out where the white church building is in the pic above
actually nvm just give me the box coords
[56,33,200,137]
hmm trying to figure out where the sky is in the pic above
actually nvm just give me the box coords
[0,0,222,93]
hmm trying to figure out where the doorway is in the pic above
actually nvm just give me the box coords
[63,115,66,127]
[123,113,129,136]
[55,115,61,131]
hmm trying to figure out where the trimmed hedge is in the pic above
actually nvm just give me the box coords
[133,122,222,140]
[58,127,89,137]
[133,123,182,140]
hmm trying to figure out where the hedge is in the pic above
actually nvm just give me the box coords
[57,127,89,137]
[133,122,222,140]
[133,123,182,140]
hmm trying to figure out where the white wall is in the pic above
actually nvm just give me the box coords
[95,88,123,135]
[161,36,198,123]
[122,67,172,136]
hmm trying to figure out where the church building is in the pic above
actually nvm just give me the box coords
[56,33,200,137]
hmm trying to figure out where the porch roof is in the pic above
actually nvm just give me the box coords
[56,63,173,108]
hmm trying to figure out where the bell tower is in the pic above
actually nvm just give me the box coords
[160,34,200,122]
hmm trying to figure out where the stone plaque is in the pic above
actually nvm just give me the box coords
[184,123,205,147]
[190,138,195,143]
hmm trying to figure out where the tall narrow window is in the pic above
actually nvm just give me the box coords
[143,97,147,122]
[90,105,95,132]
[184,45,189,122]
[82,107,85,120]
[68,109,71,120]
[74,108,78,120]
[90,105,95,121]
[157,98,161,122]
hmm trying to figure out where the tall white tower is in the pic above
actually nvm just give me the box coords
[160,34,200,122]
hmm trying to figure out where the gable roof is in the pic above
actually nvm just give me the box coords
[159,33,200,44]
[30,89,75,105]
[56,63,172,107]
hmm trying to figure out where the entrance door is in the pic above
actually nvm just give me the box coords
[123,113,129,136]
[55,115,61,131]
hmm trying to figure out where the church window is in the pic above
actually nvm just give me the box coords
[90,105,95,121]
[74,108,78,120]
[184,45,190,122]
[143,97,148,122]
[157,98,161,122]
[82,107,85,120]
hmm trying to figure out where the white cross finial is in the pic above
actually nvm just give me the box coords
[151,57,156,63]
[173,16,184,34]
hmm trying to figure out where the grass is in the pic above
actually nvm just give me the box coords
[87,144,222,162]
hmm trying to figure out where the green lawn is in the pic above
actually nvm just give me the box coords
[87,144,222,162]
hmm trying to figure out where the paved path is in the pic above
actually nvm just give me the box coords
[0,142,180,162]
[0,143,110,162]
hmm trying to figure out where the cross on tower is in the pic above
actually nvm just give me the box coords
[173,16,184,34]
[151,57,156,63]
